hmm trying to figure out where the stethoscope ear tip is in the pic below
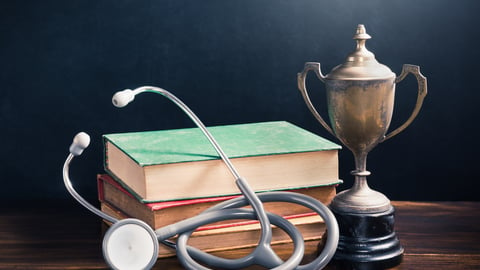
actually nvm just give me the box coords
[69,132,91,156]
[112,89,135,108]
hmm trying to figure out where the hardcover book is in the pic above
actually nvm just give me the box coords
[103,121,341,202]
[97,173,337,229]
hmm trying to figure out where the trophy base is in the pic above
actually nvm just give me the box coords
[329,205,404,270]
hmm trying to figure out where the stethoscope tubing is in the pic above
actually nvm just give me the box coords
[172,190,339,270]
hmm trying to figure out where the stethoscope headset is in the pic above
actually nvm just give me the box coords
[63,86,339,270]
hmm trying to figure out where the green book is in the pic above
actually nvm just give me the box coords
[103,121,342,202]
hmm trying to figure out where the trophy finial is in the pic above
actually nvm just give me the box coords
[353,24,371,40]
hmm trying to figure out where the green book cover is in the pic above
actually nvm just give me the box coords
[103,121,341,167]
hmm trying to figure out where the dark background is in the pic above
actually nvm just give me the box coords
[0,0,478,204]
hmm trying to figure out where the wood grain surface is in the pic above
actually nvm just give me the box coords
[0,201,478,269]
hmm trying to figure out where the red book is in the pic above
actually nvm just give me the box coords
[97,173,337,229]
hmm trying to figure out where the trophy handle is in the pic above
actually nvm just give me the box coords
[382,64,428,142]
[297,62,335,136]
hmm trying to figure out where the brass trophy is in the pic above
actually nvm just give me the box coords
[297,24,427,268]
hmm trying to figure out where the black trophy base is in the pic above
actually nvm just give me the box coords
[330,205,404,270]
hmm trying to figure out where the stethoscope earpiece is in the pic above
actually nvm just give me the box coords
[69,132,90,156]
[112,89,135,108]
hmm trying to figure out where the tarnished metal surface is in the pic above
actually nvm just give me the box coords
[297,24,427,214]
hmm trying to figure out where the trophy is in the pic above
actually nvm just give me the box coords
[297,24,427,269]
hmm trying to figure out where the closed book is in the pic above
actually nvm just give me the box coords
[97,173,337,229]
[101,202,326,258]
[103,121,341,202]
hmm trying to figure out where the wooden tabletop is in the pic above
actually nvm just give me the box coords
[0,201,479,269]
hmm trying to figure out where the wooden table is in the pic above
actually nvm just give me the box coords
[0,201,479,269]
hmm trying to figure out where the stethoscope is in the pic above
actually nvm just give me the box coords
[62,86,339,270]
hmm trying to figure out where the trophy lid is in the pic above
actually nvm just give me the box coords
[326,24,395,80]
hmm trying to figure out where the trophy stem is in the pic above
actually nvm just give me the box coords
[352,176,369,192]
[331,151,391,214]
[352,151,371,192]
[353,151,368,172]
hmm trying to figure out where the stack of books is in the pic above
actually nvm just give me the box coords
[98,121,341,257]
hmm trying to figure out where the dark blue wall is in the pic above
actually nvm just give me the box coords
[1,0,478,203]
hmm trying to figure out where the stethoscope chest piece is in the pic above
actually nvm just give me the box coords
[102,218,159,270]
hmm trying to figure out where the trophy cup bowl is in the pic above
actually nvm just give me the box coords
[297,24,427,269]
